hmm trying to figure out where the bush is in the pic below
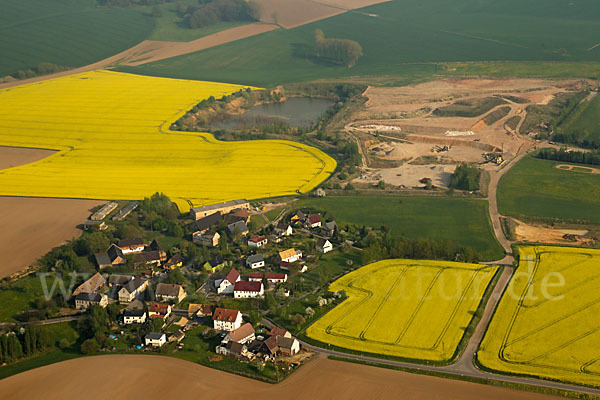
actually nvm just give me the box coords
[58,338,71,350]
[80,338,99,354]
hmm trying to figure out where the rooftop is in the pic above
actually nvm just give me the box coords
[213,307,241,322]
[191,199,249,213]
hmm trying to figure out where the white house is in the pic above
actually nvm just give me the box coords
[123,309,147,324]
[246,254,265,269]
[279,248,302,263]
[265,273,287,284]
[213,308,243,331]
[222,322,255,345]
[248,273,262,282]
[118,277,148,303]
[305,215,322,229]
[216,268,240,294]
[248,235,268,248]
[274,223,293,237]
[234,281,264,299]
[144,332,166,347]
[74,293,108,310]
[117,238,146,254]
[317,238,333,254]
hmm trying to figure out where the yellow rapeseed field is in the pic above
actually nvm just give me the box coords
[478,246,600,387]
[0,71,336,211]
[306,259,498,362]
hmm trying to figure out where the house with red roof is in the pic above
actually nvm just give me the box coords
[213,307,243,331]
[305,214,322,229]
[248,235,268,248]
[216,268,240,294]
[265,273,287,284]
[248,272,263,282]
[148,303,172,319]
[234,281,264,299]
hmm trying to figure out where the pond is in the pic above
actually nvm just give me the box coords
[212,97,334,130]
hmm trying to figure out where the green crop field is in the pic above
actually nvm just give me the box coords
[479,246,600,387]
[120,0,600,86]
[296,196,504,261]
[497,156,600,223]
[307,259,498,362]
[0,0,155,77]
[562,94,600,145]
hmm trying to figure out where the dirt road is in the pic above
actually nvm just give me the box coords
[0,355,561,400]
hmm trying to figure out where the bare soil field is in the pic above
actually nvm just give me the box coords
[0,197,103,278]
[0,146,56,170]
[315,0,390,9]
[256,0,344,28]
[348,78,589,187]
[514,219,594,245]
[0,355,559,400]
[556,164,600,174]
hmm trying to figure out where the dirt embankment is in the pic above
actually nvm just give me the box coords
[0,355,560,400]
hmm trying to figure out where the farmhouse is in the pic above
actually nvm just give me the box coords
[213,308,243,331]
[216,268,240,294]
[155,283,186,303]
[216,341,252,360]
[144,332,166,348]
[321,221,337,237]
[164,254,183,269]
[74,292,108,310]
[190,199,250,220]
[227,220,249,236]
[265,273,287,284]
[95,244,125,268]
[222,322,255,345]
[279,248,302,263]
[248,235,268,248]
[90,202,118,220]
[148,302,172,319]
[193,230,220,247]
[122,309,147,324]
[193,212,222,233]
[246,254,265,269]
[72,272,106,297]
[317,238,333,254]
[262,334,301,357]
[118,277,148,303]
[305,215,322,229]
[274,222,293,237]
[233,281,264,298]
[112,200,139,221]
[117,238,146,254]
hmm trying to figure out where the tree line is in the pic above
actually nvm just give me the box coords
[450,163,480,191]
[314,29,363,67]
[11,62,69,80]
[536,147,600,166]
[0,326,53,364]
[180,0,261,29]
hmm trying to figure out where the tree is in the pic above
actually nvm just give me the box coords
[291,314,305,327]
[377,180,386,189]
[80,338,99,354]
[450,163,480,191]
[248,310,262,325]
[314,29,363,67]
[150,317,165,332]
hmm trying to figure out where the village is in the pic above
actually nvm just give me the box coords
[64,197,339,373]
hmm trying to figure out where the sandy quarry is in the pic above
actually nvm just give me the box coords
[348,78,590,188]
[0,355,560,400]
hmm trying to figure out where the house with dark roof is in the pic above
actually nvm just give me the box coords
[155,283,186,303]
[216,341,252,360]
[227,220,249,236]
[95,244,125,268]
[246,254,265,269]
[164,254,183,269]
[234,281,264,299]
[193,212,222,233]
[274,222,293,237]
[193,230,220,247]
[216,268,240,294]
[144,332,166,347]
[190,199,250,220]
[203,256,225,273]
[122,308,147,324]
[317,238,333,254]
[74,292,108,310]
[118,277,148,303]
[321,221,337,237]
[108,274,133,288]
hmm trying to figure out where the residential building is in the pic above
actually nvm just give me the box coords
[190,199,250,220]
[269,327,292,339]
[248,235,268,248]
[216,268,240,294]
[193,230,220,247]
[163,254,183,269]
[216,341,252,360]
[117,238,146,254]
[118,277,148,303]
[188,304,213,318]
[265,273,287,284]
[274,223,293,237]
[95,244,125,268]
[133,250,165,266]
[234,281,264,299]
[123,309,147,324]
[72,272,106,297]
[305,215,322,229]
[248,272,263,282]
[213,308,243,331]
[321,221,337,237]
[277,336,301,356]
[280,261,307,273]
[74,293,108,310]
[222,322,255,345]
[155,283,186,303]
[246,254,265,269]
[317,238,333,254]
[108,274,133,288]
[227,220,249,236]
[279,248,302,263]
[148,303,172,319]
[144,332,166,347]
